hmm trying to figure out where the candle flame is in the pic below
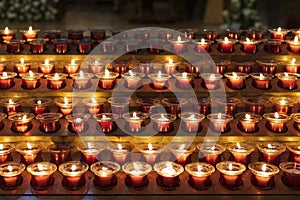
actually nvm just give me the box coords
[54,73,59,79]
[29,70,34,77]
[3,72,7,77]
[210,146,215,151]
[232,72,238,79]
[4,27,9,34]
[133,162,140,171]
[298,146,300,150]
[237,142,241,149]
[168,58,173,65]
[217,113,222,119]
[71,164,76,172]
[200,38,205,44]
[160,114,166,119]
[117,143,122,150]
[37,100,42,105]
[277,27,281,32]
[104,69,110,78]
[94,60,99,65]
[28,26,33,33]
[45,59,49,65]
[291,58,296,65]
[8,99,13,104]
[157,71,162,79]
[259,73,264,79]
[0,144,3,150]
[22,115,27,121]
[197,165,202,172]
[64,97,69,105]
[274,112,279,119]
[182,72,187,78]
[27,143,32,150]
[224,37,229,44]
[8,165,13,172]
[294,36,299,43]
[148,143,153,151]
[91,96,96,104]
[75,118,81,123]
[267,144,273,149]
[245,114,251,120]
[262,164,267,172]
[246,38,251,43]
[20,58,24,64]
[87,142,92,149]
[71,59,76,65]
[209,74,216,79]
[38,164,43,171]
[129,70,134,77]
[284,72,289,77]
[179,144,186,151]
[162,162,176,175]
[279,100,286,106]
[133,112,137,118]
[177,36,181,42]
[229,163,233,171]
[79,70,84,78]
[187,114,196,121]
[102,114,107,120]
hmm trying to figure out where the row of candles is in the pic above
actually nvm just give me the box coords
[0,142,299,191]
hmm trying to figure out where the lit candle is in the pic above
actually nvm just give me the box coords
[276,72,299,90]
[263,39,282,53]
[0,72,17,89]
[21,26,39,40]
[27,162,57,191]
[285,58,300,73]
[66,113,90,133]
[249,162,279,190]
[269,27,289,40]
[224,72,248,90]
[108,97,132,117]
[234,61,255,74]
[243,97,266,115]
[194,38,211,52]
[38,59,55,75]
[2,98,22,116]
[0,143,14,163]
[217,37,235,53]
[45,73,67,90]
[82,97,105,115]
[200,73,222,90]
[122,161,152,189]
[96,69,119,90]
[163,59,179,75]
[137,143,163,165]
[36,113,63,133]
[59,161,89,190]
[54,97,78,116]
[197,143,226,165]
[71,70,93,90]
[90,161,120,190]
[1,27,15,42]
[287,36,300,53]
[291,113,300,132]
[257,60,281,75]
[235,113,261,133]
[107,143,133,164]
[263,112,290,133]
[227,143,255,165]
[20,70,43,90]
[8,112,35,133]
[88,60,106,74]
[287,144,300,162]
[14,58,31,74]
[95,113,118,133]
[169,143,195,166]
[171,36,187,53]
[48,144,72,166]
[207,113,233,133]
[216,161,246,190]
[111,61,129,77]
[123,112,148,133]
[15,142,42,165]
[271,97,295,115]
[279,162,300,189]
[150,113,176,133]
[122,70,144,89]
[64,59,80,76]
[185,162,215,190]
[250,73,273,90]
[77,142,105,165]
[174,72,194,89]
[179,112,205,133]
[257,143,286,165]
[154,161,184,190]
[148,71,171,90]
[240,38,259,54]
[28,98,51,115]
[0,163,25,190]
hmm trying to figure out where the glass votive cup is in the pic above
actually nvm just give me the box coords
[15,142,42,165]
[287,38,300,53]
[71,71,94,90]
[170,37,187,53]
[224,72,248,90]
[0,143,13,163]
[124,39,141,54]
[123,112,148,133]
[45,73,67,90]
[53,38,69,54]
[1,28,15,42]
[243,97,266,115]
[44,29,61,43]
[291,112,300,131]
[216,161,246,190]
[66,113,90,133]
[162,98,187,117]
[112,29,127,40]
[59,161,89,191]
[279,162,300,189]
[214,60,230,75]
[29,38,46,54]
[82,97,105,115]
[48,144,72,166]
[287,143,300,162]
[240,39,259,54]
[162,59,180,75]
[269,28,289,40]
[234,61,255,74]
[263,39,282,53]
[136,61,154,76]
[2,98,22,116]
[257,143,286,165]
[207,113,233,133]
[179,112,205,133]
[107,142,133,164]
[90,161,120,190]
[0,72,17,89]
[217,38,236,53]
[63,60,80,76]
[101,40,117,53]
[200,73,223,90]
[173,72,194,89]
[94,113,118,133]
[168,143,195,166]
[90,28,106,40]
[194,97,211,116]
[285,59,300,73]
[28,98,51,115]
[201,28,219,41]
[77,142,105,165]
[197,143,226,165]
[148,71,171,90]
[216,98,240,116]
[249,162,279,190]
[186,63,199,77]
[6,40,22,53]
[54,97,79,116]
[227,143,255,165]
[122,71,144,90]
[122,161,152,189]
[226,29,242,40]
[136,143,163,165]
[150,113,176,133]
[185,162,215,190]
[154,161,184,190]
[108,97,132,117]
[111,61,129,77]
[135,97,160,115]
[271,96,296,115]
[0,162,25,190]
[134,30,149,40]
[8,112,35,133]
[158,32,173,40]
[67,29,84,41]
[247,29,264,40]
[38,60,55,75]
[250,73,273,90]
[276,72,299,90]
[235,112,261,133]
[96,70,119,90]
[88,60,106,74]
[27,162,57,191]
[178,28,197,39]
[0,113,6,131]
[20,71,43,90]
[14,59,31,74]
[148,39,165,54]
[36,113,63,133]
[78,39,93,54]
[263,112,290,133]
[20,27,39,40]
[194,39,212,52]
[256,60,281,76]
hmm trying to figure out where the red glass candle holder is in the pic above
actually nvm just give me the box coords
[53,38,69,54]
[178,28,197,39]
[15,142,42,166]
[90,28,106,40]
[28,98,51,115]
[59,161,89,191]
[197,143,226,165]
[29,38,46,54]
[271,97,295,115]
[285,58,300,73]
[123,161,152,189]
[38,59,55,75]
[36,113,63,133]
[122,70,144,89]
[0,27,15,42]
[158,32,173,40]
[77,39,93,54]
[88,60,106,74]
[154,161,184,190]
[48,144,72,166]
[224,72,248,90]
[112,29,127,40]
[77,142,105,165]
[95,113,118,133]
[243,97,267,115]
[280,162,300,189]
[287,144,300,162]
[201,29,218,41]
[96,69,119,90]
[136,97,160,115]
[71,71,93,90]
[124,39,141,54]
[27,162,57,191]
[249,162,279,190]
[263,39,282,53]
[162,98,187,117]
[269,27,289,40]
[100,40,116,54]
[213,60,230,75]
[137,61,153,76]
[148,39,165,54]
[216,98,240,116]
[217,37,236,53]
[235,113,261,133]
[45,73,67,90]
[0,72,17,89]
[63,59,80,76]
[112,61,129,77]
[67,29,84,41]
[8,112,34,133]
[200,73,222,90]
[2,98,22,116]
[90,161,120,190]
[227,143,255,165]
[257,143,286,165]
[247,29,263,40]
[169,143,195,166]
[123,112,148,133]
[20,26,39,41]
[216,161,246,190]
[234,61,255,74]
[226,29,242,40]
[6,40,22,53]
[240,39,259,54]
[137,143,163,165]
[186,63,200,78]
[20,71,43,90]
[82,97,105,115]
[194,38,211,53]
[107,143,133,164]
[257,60,281,76]
[66,113,90,133]
[291,113,300,132]
[148,71,171,90]
[195,97,211,116]
[287,36,300,53]
[54,97,79,116]
[185,162,215,190]
[134,30,149,40]
[276,72,299,90]
[0,143,14,163]
[171,36,187,53]
[108,97,132,117]
[44,29,61,43]
[0,162,25,190]
[250,73,273,90]
[173,72,194,89]
[179,112,205,133]
[263,112,290,133]
[207,113,233,133]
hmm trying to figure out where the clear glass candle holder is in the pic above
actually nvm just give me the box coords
[276,72,300,90]
[250,73,273,90]
[224,72,248,90]
[94,113,119,133]
[48,144,72,166]
[63,60,80,76]
[67,29,84,41]
[2,98,22,116]
[279,162,300,189]
[90,161,120,190]
[136,143,163,165]
[0,162,26,190]
[287,143,300,162]
[54,97,79,116]
[77,142,105,165]
[107,142,133,164]
[173,72,194,89]
[44,29,61,43]
[136,61,154,76]
[96,70,119,90]
[123,112,148,133]
[234,61,255,74]
[257,143,286,165]
[124,39,141,54]
[78,39,93,54]
[88,60,106,74]
[256,60,281,75]
[162,98,187,117]
[111,61,129,77]
[214,60,231,75]
[108,97,132,117]
[28,98,51,115]
[27,162,57,191]
[243,97,266,115]
[6,39,22,54]
[179,112,205,133]
[154,161,184,190]
[135,97,160,115]
[0,72,17,89]
[197,143,226,165]
[200,73,223,90]
[45,73,67,90]
[207,113,233,133]
[71,71,94,90]
[227,143,255,165]
[90,28,106,40]
[82,97,106,115]
[66,113,90,133]
[287,38,300,53]
[268,28,289,40]
[15,142,42,165]
[148,71,171,90]
[150,113,176,133]
[217,37,236,53]
[249,162,279,190]
[122,161,152,189]
[162,59,180,75]
[215,98,240,116]
[20,26,39,40]
[271,96,296,115]
[20,71,43,90]
[8,112,35,133]
[36,113,63,133]
[235,112,261,133]
[170,37,187,53]
[168,143,195,166]
[0,143,14,163]
[148,39,165,54]
[263,39,282,53]
[263,112,290,133]
[194,38,212,52]
[185,162,215,190]
[122,70,144,90]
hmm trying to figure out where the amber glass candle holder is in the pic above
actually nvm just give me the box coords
[179,112,205,133]
[185,162,215,190]
[88,60,106,74]
[122,161,152,189]
[291,113,300,131]
[71,71,94,90]
[95,113,118,133]
[20,26,39,40]
[207,113,233,133]
[0,27,15,42]
[279,162,300,189]
[63,60,80,76]
[36,113,63,133]
[54,97,79,116]
[263,112,290,133]
[173,72,194,89]
[192,97,211,116]
[214,60,230,75]
[200,73,222,90]
[240,38,260,54]
[6,40,22,53]
[264,39,282,53]
[111,61,129,77]
[48,144,72,166]
[53,38,69,54]
[168,143,195,166]
[15,142,42,166]
[123,112,148,133]
[170,36,187,53]
[90,161,120,190]
[148,39,165,53]
[124,39,141,54]
[44,29,61,42]
[257,143,286,165]
[29,38,46,54]
[108,97,132,118]
[45,73,67,90]
[287,37,300,53]
[285,58,300,73]
[235,112,261,133]
[216,161,246,190]
[28,98,51,115]
[135,97,160,115]
[0,143,14,163]
[197,143,226,165]
[96,69,119,90]
[0,162,25,190]
[227,143,255,165]
[269,27,289,40]
[82,97,105,115]
[77,142,105,165]
[27,162,57,191]
[8,112,34,133]
[276,72,300,90]
[271,97,296,115]
[78,39,93,54]
[0,72,17,89]
[107,142,133,164]
[249,162,279,190]
[287,143,300,162]
[66,113,90,133]
[148,71,171,90]
[256,60,281,76]
[150,113,176,133]
[224,72,248,90]
[122,70,144,90]
[2,98,22,116]
[0,113,6,131]
[243,97,267,115]
[201,28,219,41]
[162,59,180,75]
[250,73,273,90]
[20,71,43,90]
[136,61,154,76]
[59,161,89,191]
[137,143,163,165]
[234,61,255,74]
